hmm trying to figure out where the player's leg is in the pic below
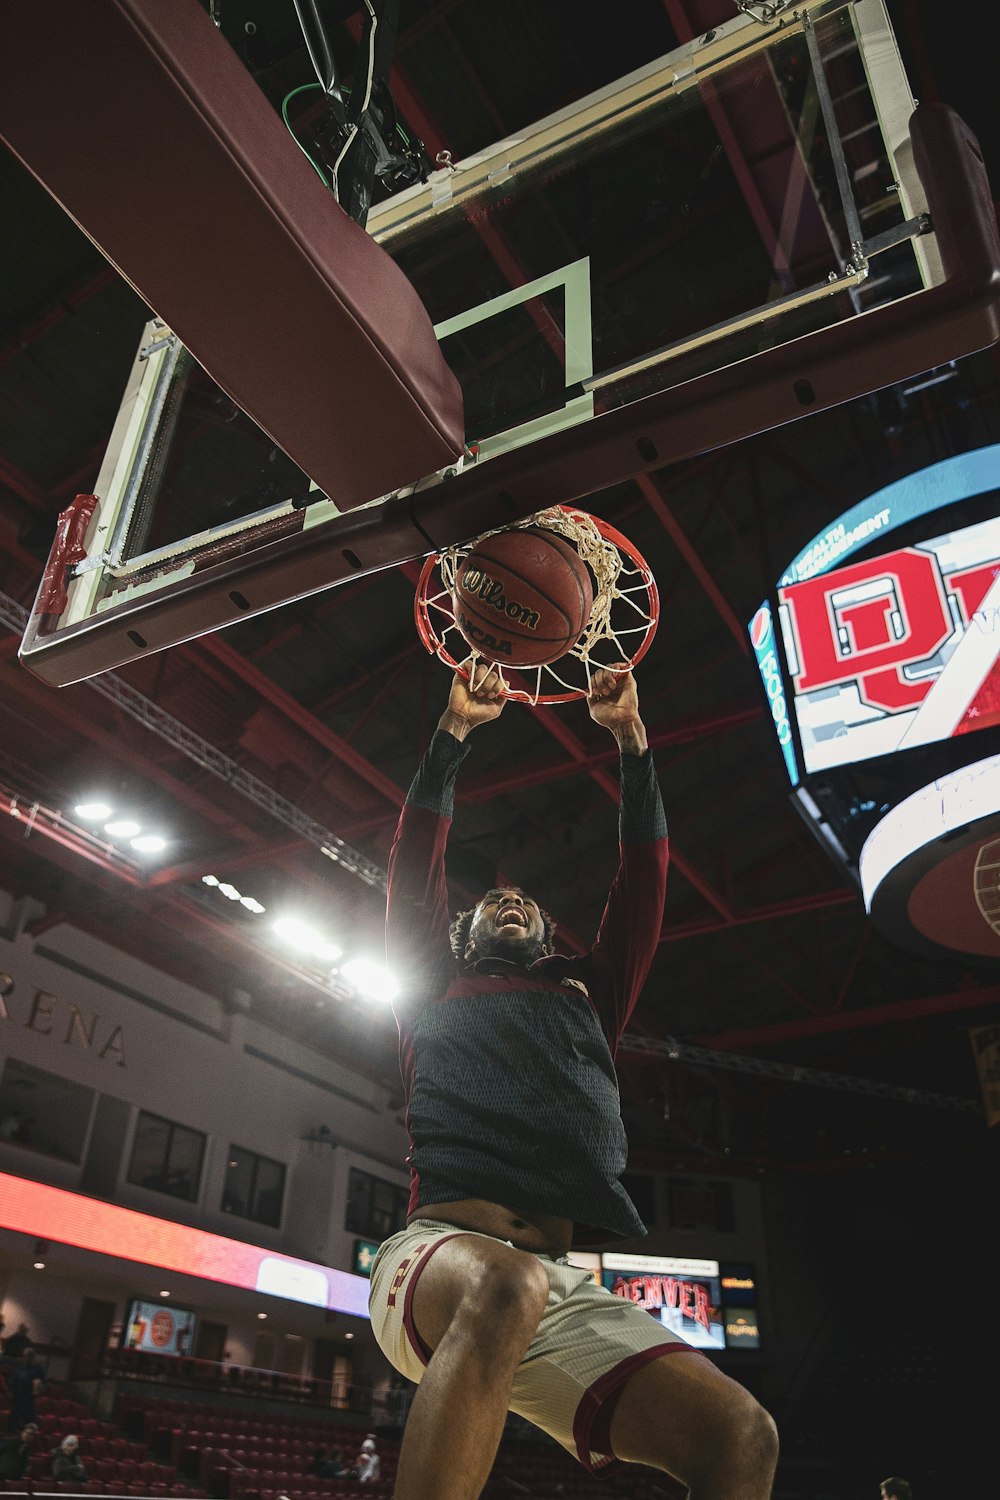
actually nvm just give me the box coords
[376,1228,549,1500]
[496,1264,776,1494]
[609,1350,779,1498]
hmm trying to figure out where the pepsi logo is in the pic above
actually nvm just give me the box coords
[749,606,771,651]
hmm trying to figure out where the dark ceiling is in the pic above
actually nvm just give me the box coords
[1,0,999,1184]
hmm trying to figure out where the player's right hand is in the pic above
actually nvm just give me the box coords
[447,658,509,729]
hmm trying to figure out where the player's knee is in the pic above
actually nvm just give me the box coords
[457,1251,549,1342]
[712,1387,778,1474]
[749,1396,780,1468]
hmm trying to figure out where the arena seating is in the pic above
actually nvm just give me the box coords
[0,1388,208,1499]
[5,1386,677,1500]
[115,1397,396,1500]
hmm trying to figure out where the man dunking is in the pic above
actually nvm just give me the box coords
[369,661,778,1498]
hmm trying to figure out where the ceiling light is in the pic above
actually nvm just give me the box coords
[240,896,266,913]
[342,958,398,1003]
[257,1312,268,1320]
[344,1331,354,1340]
[159,1290,171,1298]
[315,940,343,963]
[202,874,220,886]
[33,1260,45,1270]
[273,916,321,951]
[105,818,141,838]
[131,834,166,853]
[218,883,242,900]
[74,801,112,821]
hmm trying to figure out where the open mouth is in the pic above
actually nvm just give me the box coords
[496,906,528,930]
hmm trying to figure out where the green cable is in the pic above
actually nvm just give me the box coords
[281,82,331,187]
[281,81,414,188]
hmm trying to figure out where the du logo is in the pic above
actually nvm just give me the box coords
[779,544,1000,716]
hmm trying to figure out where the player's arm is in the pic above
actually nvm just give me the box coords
[385,663,508,1003]
[583,666,668,1044]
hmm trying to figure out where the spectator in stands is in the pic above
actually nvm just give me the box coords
[312,1446,349,1478]
[1,1345,46,1431]
[50,1433,88,1483]
[880,1479,912,1500]
[0,1422,40,1480]
[0,1322,33,1359]
[355,1435,380,1484]
[0,1111,28,1142]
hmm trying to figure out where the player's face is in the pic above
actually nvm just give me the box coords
[466,888,548,963]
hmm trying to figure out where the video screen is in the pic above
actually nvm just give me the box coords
[601,1252,726,1351]
[720,1263,760,1350]
[750,447,1000,783]
[122,1298,196,1356]
[779,514,1000,774]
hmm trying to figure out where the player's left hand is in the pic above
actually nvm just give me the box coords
[587,664,647,752]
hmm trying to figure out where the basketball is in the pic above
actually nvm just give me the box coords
[451,526,594,667]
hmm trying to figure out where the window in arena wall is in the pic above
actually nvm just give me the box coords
[222,1144,286,1228]
[127,1110,206,1202]
[0,1058,95,1165]
[344,1166,409,1241]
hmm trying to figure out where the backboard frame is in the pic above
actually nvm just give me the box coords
[17,0,1000,686]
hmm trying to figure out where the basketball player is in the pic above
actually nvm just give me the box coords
[370,661,778,1498]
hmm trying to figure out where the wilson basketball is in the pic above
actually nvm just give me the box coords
[452,526,594,666]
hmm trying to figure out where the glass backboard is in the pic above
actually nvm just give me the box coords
[18,0,1000,685]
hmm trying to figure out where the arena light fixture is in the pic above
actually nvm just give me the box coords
[342,958,398,1004]
[273,915,319,949]
[273,915,342,963]
[131,834,167,853]
[105,818,141,838]
[74,800,112,821]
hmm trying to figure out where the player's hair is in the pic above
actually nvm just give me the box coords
[449,886,556,961]
[881,1480,912,1500]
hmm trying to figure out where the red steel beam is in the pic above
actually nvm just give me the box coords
[194,634,405,808]
[0,265,116,373]
[664,886,857,941]
[636,472,749,656]
[697,984,1000,1049]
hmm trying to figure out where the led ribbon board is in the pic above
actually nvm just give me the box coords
[0,1171,370,1318]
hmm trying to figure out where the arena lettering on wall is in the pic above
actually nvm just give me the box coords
[0,971,126,1066]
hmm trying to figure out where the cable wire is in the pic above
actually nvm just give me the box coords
[331,0,378,203]
[281,81,331,187]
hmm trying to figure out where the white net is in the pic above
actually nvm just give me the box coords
[419,505,658,704]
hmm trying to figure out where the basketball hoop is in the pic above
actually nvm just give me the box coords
[414,505,659,705]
